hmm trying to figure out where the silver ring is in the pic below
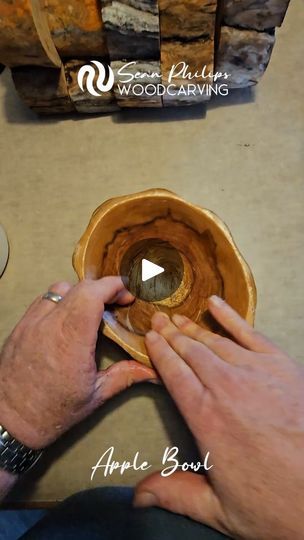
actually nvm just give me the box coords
[42,291,63,304]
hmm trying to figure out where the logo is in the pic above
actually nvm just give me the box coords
[77,61,115,96]
[77,61,231,99]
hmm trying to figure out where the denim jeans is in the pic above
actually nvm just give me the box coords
[15,487,230,540]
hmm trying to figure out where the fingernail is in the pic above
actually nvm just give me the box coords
[147,378,162,386]
[152,312,170,330]
[134,491,158,508]
[145,330,159,344]
[172,313,189,327]
[210,295,225,307]
[120,290,135,301]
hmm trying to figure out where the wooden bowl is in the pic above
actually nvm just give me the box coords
[73,189,256,365]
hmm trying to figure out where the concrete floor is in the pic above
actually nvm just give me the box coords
[0,0,303,505]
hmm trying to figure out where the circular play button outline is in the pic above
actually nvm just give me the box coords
[120,238,184,303]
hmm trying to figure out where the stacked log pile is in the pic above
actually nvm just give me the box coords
[0,0,290,114]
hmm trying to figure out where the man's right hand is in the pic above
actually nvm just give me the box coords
[135,296,304,540]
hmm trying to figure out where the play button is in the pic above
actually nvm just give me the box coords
[142,259,165,282]
[120,238,184,303]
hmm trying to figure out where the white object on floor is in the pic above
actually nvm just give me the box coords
[0,224,9,277]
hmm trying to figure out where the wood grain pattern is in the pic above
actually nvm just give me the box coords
[161,40,214,106]
[223,0,290,31]
[73,189,257,366]
[12,65,74,113]
[101,217,223,337]
[159,0,217,39]
[101,0,160,61]
[0,0,61,67]
[159,0,217,106]
[65,60,118,113]
[45,0,108,58]
[216,26,275,88]
[111,60,162,107]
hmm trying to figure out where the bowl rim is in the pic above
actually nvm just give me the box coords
[73,188,257,364]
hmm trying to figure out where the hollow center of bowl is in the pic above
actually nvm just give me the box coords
[120,238,185,302]
[100,215,224,336]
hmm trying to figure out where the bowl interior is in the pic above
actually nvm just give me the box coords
[74,191,256,363]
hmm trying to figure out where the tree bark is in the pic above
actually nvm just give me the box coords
[12,65,74,113]
[45,0,108,58]
[65,60,118,113]
[0,0,61,67]
[111,60,162,107]
[222,0,290,31]
[216,26,275,88]
[100,0,160,61]
[159,0,217,106]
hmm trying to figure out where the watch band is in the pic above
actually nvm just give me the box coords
[0,425,43,475]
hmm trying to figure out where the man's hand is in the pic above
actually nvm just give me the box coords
[135,296,304,540]
[0,277,155,450]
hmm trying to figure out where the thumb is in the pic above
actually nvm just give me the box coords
[94,360,159,404]
[134,471,228,535]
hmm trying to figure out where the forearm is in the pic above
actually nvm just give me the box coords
[0,469,18,502]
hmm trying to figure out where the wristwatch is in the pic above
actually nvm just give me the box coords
[0,425,43,475]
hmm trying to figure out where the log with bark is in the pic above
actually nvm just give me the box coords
[216,26,276,88]
[111,60,162,107]
[100,0,160,61]
[65,60,118,113]
[12,64,74,113]
[222,0,290,31]
[0,0,61,67]
[100,0,161,107]
[45,0,108,58]
[159,0,218,106]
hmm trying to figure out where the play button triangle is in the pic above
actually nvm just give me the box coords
[142,258,165,282]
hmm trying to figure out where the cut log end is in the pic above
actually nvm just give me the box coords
[65,60,119,113]
[223,0,291,31]
[12,65,74,114]
[216,26,276,88]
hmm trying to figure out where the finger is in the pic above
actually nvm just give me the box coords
[55,277,134,343]
[172,314,252,366]
[60,276,133,312]
[145,329,207,433]
[93,360,158,404]
[113,288,135,306]
[208,296,280,354]
[10,282,73,336]
[39,281,73,314]
[134,471,228,536]
[151,312,230,383]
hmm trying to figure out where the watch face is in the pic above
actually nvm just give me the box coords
[0,224,9,278]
